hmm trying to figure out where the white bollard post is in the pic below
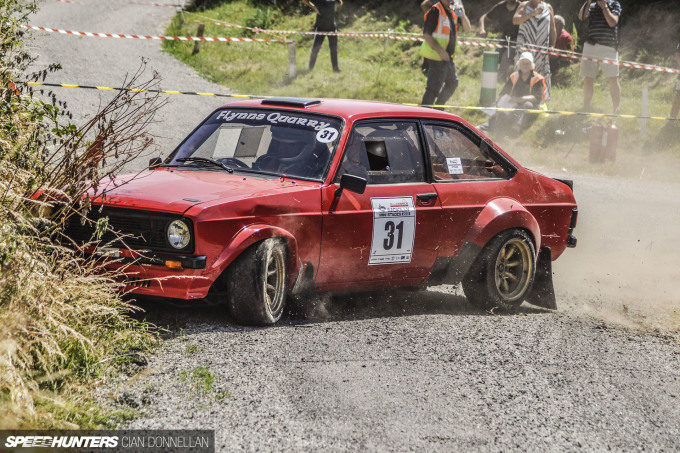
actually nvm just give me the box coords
[480,51,499,106]
[288,41,297,80]
[640,87,648,139]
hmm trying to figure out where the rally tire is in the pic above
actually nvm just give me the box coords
[227,239,288,326]
[462,229,536,311]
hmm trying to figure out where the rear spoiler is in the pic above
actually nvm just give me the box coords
[554,178,573,191]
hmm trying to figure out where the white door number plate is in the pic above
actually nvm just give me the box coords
[369,197,416,265]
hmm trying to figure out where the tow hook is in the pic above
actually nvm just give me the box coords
[566,235,578,248]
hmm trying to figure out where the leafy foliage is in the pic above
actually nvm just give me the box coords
[1,0,163,429]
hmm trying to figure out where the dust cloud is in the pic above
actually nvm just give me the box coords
[549,148,680,336]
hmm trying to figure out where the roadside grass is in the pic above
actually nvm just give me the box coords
[164,2,680,181]
[1,0,161,428]
[184,343,202,357]
[179,366,230,401]
[0,160,159,429]
[180,367,214,398]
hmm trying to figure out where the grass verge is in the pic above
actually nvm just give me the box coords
[1,0,160,428]
[163,1,680,181]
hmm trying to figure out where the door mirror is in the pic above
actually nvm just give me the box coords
[148,157,162,170]
[335,173,367,197]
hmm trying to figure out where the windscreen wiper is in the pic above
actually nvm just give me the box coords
[176,157,234,173]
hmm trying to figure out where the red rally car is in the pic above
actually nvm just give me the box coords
[65,97,578,325]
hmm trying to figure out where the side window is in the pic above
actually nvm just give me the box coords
[335,122,425,184]
[424,124,510,181]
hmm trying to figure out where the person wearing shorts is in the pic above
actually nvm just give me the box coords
[578,0,621,112]
[671,43,680,119]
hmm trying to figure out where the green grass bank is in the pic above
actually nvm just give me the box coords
[163,1,680,181]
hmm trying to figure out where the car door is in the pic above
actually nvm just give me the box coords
[317,120,443,289]
[422,120,517,259]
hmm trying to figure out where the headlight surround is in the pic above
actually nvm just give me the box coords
[167,219,191,250]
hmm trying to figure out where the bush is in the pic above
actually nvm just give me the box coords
[1,0,162,428]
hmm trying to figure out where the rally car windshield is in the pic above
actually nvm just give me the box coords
[169,108,343,181]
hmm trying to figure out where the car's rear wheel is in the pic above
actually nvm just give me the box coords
[227,239,287,325]
[463,229,536,311]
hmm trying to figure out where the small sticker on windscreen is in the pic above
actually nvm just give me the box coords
[316,127,339,143]
[446,157,464,175]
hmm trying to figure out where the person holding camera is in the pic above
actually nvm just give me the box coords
[513,0,556,101]
[479,0,520,82]
[578,0,622,113]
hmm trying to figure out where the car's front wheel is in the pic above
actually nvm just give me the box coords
[227,239,288,325]
[463,229,536,311]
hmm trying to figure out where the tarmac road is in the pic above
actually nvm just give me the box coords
[27,0,680,451]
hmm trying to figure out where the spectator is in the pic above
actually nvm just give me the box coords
[513,0,555,101]
[671,43,680,119]
[550,15,574,75]
[302,0,343,73]
[480,51,547,136]
[478,0,520,82]
[420,0,468,18]
[578,0,622,113]
[419,0,471,107]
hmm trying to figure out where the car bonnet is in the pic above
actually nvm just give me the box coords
[90,168,313,215]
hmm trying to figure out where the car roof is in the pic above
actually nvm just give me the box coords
[221,97,466,123]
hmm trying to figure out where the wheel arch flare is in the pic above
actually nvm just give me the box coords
[465,198,541,253]
[204,223,301,288]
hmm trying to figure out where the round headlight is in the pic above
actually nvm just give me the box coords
[167,219,191,249]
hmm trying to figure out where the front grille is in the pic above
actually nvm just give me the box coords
[61,206,194,253]
[124,278,154,288]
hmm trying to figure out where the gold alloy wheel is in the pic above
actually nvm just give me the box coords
[264,247,286,316]
[494,238,534,302]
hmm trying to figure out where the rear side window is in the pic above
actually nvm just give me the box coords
[424,124,511,181]
[335,121,425,184]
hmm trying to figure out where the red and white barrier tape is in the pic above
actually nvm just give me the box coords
[460,40,680,74]
[206,20,423,41]
[22,25,293,43]
[200,20,680,74]
[23,19,680,75]
[55,0,182,7]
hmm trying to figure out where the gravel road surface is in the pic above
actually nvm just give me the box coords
[27,1,680,451]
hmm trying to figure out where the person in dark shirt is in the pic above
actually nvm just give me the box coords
[578,0,622,112]
[478,0,520,82]
[303,0,343,72]
[419,0,471,107]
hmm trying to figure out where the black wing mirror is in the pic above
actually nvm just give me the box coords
[334,173,367,197]
[148,157,162,170]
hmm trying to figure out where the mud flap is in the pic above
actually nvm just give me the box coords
[525,246,557,310]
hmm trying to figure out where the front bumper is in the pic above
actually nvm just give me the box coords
[88,247,212,299]
[114,263,213,299]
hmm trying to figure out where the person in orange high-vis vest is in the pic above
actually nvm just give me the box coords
[420,0,471,107]
[480,51,546,136]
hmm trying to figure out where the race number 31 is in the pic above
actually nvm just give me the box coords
[369,197,416,265]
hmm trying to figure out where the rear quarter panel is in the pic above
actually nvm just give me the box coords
[434,170,576,261]
[518,170,577,260]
